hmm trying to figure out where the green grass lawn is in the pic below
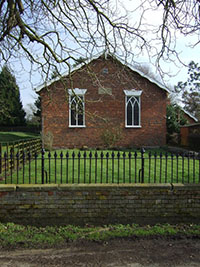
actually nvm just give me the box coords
[0,132,40,144]
[1,149,199,184]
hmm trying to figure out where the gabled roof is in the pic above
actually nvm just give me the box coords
[35,52,170,93]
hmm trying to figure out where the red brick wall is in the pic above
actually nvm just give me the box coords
[39,56,167,148]
[1,184,200,226]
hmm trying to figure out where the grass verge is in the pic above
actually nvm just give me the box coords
[0,223,199,249]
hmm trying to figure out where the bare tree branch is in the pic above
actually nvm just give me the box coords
[0,0,199,83]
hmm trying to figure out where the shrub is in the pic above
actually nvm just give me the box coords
[188,134,200,151]
[43,131,54,151]
[100,127,122,148]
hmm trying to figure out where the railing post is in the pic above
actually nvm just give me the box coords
[0,143,2,174]
[141,147,145,183]
[41,148,45,184]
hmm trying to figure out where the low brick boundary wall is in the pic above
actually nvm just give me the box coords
[0,184,200,226]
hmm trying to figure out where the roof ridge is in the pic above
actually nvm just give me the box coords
[35,52,169,93]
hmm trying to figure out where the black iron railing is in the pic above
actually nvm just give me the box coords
[0,149,200,184]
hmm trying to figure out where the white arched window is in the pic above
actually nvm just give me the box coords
[68,88,87,127]
[124,90,142,128]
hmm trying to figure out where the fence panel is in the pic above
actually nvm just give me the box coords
[0,138,42,175]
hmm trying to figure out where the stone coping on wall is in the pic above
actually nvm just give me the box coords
[0,183,199,191]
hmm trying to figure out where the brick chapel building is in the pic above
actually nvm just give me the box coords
[36,53,168,149]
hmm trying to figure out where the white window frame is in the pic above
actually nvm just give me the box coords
[68,88,87,128]
[124,90,142,128]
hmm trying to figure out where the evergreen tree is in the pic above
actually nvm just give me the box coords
[0,66,26,126]
[175,61,200,121]
[166,104,187,135]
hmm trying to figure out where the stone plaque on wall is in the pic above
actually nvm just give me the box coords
[98,87,112,95]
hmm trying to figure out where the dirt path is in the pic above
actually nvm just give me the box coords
[0,238,199,266]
